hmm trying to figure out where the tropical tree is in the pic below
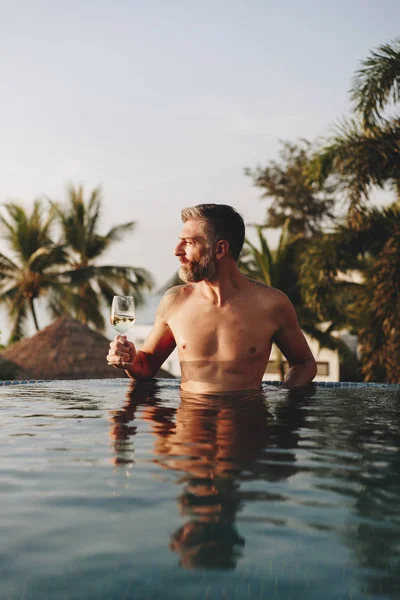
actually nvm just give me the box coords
[0,201,68,343]
[239,223,350,380]
[245,140,337,236]
[299,202,400,383]
[311,37,400,219]
[49,184,153,330]
[350,37,400,128]
[302,37,400,382]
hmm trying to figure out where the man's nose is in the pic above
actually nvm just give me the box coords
[174,241,184,256]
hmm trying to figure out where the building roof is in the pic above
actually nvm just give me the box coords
[1,315,175,380]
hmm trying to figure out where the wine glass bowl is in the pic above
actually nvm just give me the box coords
[110,296,136,334]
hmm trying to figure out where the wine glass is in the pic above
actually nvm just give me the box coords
[110,295,136,335]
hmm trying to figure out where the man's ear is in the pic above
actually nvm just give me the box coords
[215,240,229,259]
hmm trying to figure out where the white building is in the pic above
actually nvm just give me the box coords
[264,333,339,382]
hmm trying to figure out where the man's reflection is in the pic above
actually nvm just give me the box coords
[109,383,176,466]
[109,382,307,570]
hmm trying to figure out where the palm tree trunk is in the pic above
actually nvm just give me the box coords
[79,284,87,324]
[29,297,40,331]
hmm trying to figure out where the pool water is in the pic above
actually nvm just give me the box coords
[1,379,400,599]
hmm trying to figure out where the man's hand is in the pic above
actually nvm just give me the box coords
[106,295,176,381]
[107,335,136,369]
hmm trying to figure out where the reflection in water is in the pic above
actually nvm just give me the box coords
[4,380,400,598]
[109,383,176,467]
[109,382,307,570]
[308,390,400,598]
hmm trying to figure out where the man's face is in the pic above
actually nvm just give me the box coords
[174,219,217,283]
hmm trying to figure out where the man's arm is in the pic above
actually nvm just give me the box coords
[272,293,317,389]
[107,291,178,380]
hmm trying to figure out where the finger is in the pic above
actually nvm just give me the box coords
[108,361,127,369]
[110,339,129,349]
[108,355,130,366]
[113,346,131,357]
[116,341,133,352]
[107,354,130,368]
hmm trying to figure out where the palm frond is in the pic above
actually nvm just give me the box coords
[311,117,400,207]
[240,229,274,286]
[351,37,400,127]
[27,245,69,272]
[0,200,55,262]
[0,252,19,277]
[105,221,137,243]
[73,284,105,330]
[46,185,153,329]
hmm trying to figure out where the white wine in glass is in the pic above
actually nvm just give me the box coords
[111,296,136,334]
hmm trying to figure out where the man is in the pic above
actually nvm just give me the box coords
[107,204,317,392]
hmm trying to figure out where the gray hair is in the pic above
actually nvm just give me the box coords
[181,204,245,261]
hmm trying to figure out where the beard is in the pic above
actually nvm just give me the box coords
[179,248,217,283]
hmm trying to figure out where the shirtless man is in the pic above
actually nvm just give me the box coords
[107,204,317,392]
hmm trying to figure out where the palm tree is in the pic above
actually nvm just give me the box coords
[305,37,400,382]
[312,117,400,218]
[350,37,400,128]
[50,184,153,330]
[311,38,400,218]
[0,201,68,343]
[299,202,400,383]
[239,223,349,380]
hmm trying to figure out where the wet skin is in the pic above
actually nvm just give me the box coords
[107,219,317,392]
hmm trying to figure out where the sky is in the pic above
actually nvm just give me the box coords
[0,0,399,339]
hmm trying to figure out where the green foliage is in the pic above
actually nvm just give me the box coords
[357,215,400,382]
[311,118,400,215]
[350,37,400,128]
[311,38,400,218]
[246,140,337,235]
[239,224,350,378]
[0,185,154,342]
[0,200,69,342]
[48,184,154,330]
[240,221,304,301]
[300,37,400,382]
[299,203,400,382]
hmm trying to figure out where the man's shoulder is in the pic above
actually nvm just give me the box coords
[163,284,189,296]
[162,283,196,299]
[246,277,271,291]
[245,278,292,311]
[246,278,286,298]
[157,284,194,317]
[244,279,294,323]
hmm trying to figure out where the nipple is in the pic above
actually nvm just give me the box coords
[249,346,256,354]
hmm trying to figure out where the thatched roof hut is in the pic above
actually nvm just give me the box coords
[1,316,175,380]
[0,355,33,380]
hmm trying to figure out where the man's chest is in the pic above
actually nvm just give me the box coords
[167,300,278,360]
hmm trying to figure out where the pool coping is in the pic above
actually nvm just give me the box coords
[0,378,399,389]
